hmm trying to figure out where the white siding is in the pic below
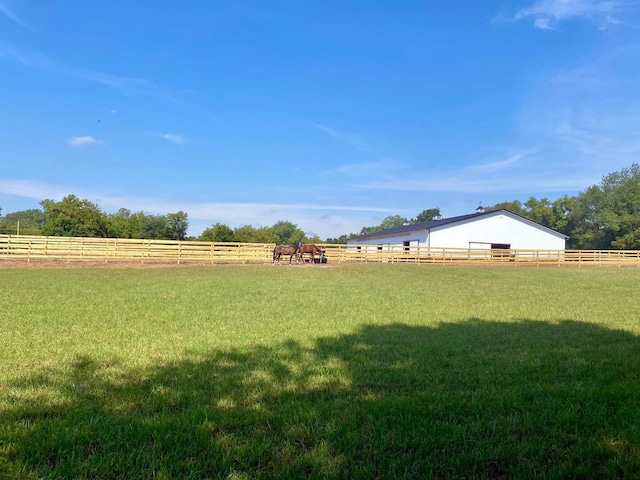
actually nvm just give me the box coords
[353,230,429,248]
[430,213,565,250]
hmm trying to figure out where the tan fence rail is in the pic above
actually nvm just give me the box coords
[333,244,640,266]
[1,234,640,266]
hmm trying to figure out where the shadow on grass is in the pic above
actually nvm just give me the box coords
[2,319,640,479]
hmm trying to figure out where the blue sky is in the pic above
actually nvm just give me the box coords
[1,1,640,239]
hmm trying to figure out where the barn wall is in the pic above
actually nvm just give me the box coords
[351,230,429,247]
[430,213,565,250]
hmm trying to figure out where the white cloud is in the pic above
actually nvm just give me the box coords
[341,145,597,195]
[146,132,186,145]
[466,151,535,171]
[514,40,640,181]
[315,123,378,155]
[162,134,185,145]
[0,178,69,199]
[0,1,27,27]
[67,136,102,147]
[514,0,629,30]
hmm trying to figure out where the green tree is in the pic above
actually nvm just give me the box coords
[380,215,407,230]
[488,200,526,216]
[106,209,189,240]
[271,220,298,245]
[414,208,441,223]
[567,164,640,249]
[596,165,640,249]
[601,165,640,249]
[108,208,135,238]
[488,197,573,234]
[140,214,171,240]
[41,195,110,237]
[200,223,235,242]
[325,234,353,244]
[569,185,609,249]
[550,195,575,234]
[289,229,307,245]
[166,211,189,241]
[0,208,46,235]
[524,197,557,228]
[234,225,278,244]
[307,233,323,244]
[359,215,407,235]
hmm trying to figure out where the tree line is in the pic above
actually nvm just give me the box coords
[0,195,321,246]
[340,164,640,250]
[491,163,640,249]
[1,164,640,248]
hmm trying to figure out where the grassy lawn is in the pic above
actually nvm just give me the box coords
[1,264,639,479]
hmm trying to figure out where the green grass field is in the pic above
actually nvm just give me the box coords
[1,264,639,479]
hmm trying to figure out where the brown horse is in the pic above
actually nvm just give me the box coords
[273,245,299,264]
[298,244,325,263]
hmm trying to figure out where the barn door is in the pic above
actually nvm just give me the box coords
[490,243,511,261]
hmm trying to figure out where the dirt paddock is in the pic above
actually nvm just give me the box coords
[0,259,338,269]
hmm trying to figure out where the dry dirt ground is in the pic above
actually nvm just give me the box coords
[0,259,337,269]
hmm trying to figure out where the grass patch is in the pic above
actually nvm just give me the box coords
[1,264,640,478]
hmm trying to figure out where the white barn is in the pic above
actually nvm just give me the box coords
[347,209,568,251]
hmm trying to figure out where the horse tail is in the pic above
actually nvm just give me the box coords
[273,246,279,262]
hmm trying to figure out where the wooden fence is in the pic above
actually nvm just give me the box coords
[1,234,640,266]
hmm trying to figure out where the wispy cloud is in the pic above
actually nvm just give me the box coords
[0,42,182,101]
[0,178,69,200]
[0,1,27,28]
[318,123,409,179]
[0,178,397,238]
[161,134,185,145]
[322,124,563,196]
[354,166,591,195]
[315,123,378,156]
[466,150,535,171]
[67,136,102,147]
[337,145,594,195]
[146,132,186,145]
[513,0,630,30]
[516,40,640,180]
